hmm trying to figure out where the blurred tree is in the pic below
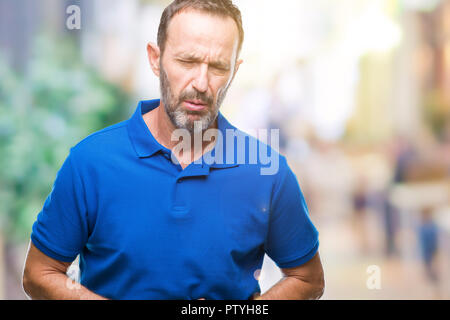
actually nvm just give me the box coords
[0,34,131,243]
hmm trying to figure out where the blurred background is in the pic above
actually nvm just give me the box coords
[0,0,449,299]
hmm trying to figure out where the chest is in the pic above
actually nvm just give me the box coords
[86,163,272,264]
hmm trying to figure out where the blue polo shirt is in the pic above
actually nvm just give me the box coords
[31,99,319,300]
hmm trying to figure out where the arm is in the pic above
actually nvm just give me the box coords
[254,252,324,300]
[22,241,108,300]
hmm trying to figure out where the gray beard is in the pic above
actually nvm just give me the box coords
[159,64,229,133]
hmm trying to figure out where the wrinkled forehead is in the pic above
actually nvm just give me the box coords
[165,9,240,59]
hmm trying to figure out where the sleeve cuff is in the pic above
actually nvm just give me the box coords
[275,240,319,269]
[30,235,77,263]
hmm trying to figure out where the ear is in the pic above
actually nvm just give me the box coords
[147,42,161,77]
[234,59,243,75]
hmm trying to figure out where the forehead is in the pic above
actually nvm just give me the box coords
[165,9,239,60]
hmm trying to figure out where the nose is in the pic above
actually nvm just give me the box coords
[192,63,209,93]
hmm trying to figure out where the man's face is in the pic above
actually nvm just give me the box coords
[159,9,241,133]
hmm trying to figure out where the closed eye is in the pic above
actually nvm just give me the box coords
[178,59,196,65]
[211,66,229,72]
[209,64,230,74]
[176,58,230,73]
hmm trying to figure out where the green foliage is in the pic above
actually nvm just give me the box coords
[0,35,131,242]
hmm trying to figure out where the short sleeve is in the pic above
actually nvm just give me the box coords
[264,156,319,269]
[31,148,89,262]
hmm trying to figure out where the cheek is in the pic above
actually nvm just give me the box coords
[214,80,231,100]
[163,61,190,94]
[211,76,231,95]
[167,72,189,96]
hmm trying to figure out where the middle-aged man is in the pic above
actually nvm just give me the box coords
[23,0,324,300]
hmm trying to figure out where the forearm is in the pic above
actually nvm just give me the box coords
[23,272,108,300]
[255,276,324,300]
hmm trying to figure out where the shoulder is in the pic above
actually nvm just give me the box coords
[68,120,130,164]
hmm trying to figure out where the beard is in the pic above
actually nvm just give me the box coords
[159,62,230,133]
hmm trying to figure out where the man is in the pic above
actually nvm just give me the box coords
[23,0,324,300]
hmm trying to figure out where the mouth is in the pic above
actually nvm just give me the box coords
[183,100,208,112]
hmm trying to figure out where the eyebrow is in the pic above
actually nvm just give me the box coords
[176,53,230,70]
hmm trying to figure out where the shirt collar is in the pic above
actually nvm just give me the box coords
[127,99,165,158]
[127,99,239,169]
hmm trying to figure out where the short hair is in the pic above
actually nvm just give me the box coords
[157,0,244,56]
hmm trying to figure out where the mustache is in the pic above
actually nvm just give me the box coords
[178,90,214,106]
